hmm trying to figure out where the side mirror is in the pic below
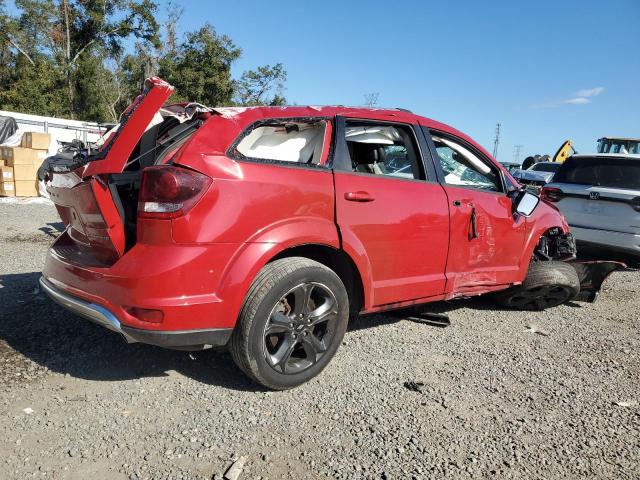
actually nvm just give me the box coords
[515,191,540,217]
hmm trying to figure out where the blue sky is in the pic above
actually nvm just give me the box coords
[7,0,639,161]
[167,0,638,162]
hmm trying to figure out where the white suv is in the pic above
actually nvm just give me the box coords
[542,154,640,256]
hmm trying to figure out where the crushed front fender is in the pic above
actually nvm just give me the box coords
[568,260,626,302]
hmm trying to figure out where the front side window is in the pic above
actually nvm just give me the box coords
[235,120,328,164]
[344,123,423,180]
[431,134,502,192]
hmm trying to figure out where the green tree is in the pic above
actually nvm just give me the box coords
[1,2,289,121]
[234,63,287,106]
[1,0,160,121]
[158,24,241,106]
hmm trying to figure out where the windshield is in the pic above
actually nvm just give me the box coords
[597,139,640,154]
[530,163,560,173]
[554,157,640,189]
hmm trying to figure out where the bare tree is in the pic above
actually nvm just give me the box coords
[363,92,379,107]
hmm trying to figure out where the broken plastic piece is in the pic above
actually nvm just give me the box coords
[569,260,626,302]
[407,312,451,328]
[403,381,425,393]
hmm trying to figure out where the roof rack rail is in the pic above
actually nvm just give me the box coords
[395,108,413,113]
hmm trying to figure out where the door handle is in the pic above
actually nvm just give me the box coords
[344,191,375,202]
[452,200,462,207]
[469,207,478,240]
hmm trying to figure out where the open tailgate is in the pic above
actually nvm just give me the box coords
[47,77,174,265]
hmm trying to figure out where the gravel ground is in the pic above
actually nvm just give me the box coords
[0,199,638,480]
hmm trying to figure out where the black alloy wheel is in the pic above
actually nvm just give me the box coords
[263,282,338,374]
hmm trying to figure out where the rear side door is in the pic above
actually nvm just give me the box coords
[332,117,450,308]
[421,127,526,293]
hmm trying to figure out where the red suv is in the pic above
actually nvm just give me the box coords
[41,78,609,389]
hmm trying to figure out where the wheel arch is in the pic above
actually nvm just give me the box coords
[519,224,576,278]
[270,244,366,318]
[217,241,368,329]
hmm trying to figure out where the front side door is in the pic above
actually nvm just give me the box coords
[333,117,450,308]
[422,127,526,294]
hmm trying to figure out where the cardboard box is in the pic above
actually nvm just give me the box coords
[0,165,13,181]
[1,147,44,166]
[21,132,51,150]
[13,164,38,181]
[0,181,15,196]
[14,180,38,197]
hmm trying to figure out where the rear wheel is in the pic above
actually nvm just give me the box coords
[494,261,580,310]
[230,257,349,390]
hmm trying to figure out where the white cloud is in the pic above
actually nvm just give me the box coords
[531,86,605,109]
[564,97,591,105]
[576,87,605,98]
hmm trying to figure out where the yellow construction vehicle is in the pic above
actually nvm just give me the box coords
[552,140,577,163]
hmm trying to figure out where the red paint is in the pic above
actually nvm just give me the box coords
[42,78,569,338]
[441,186,526,295]
[83,77,174,177]
[334,172,450,307]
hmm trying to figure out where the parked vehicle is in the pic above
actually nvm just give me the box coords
[512,161,561,188]
[542,154,640,256]
[597,137,640,155]
[40,78,619,389]
[500,161,521,173]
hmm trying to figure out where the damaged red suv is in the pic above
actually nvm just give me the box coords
[41,78,617,389]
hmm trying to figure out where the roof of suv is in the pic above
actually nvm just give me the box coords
[210,104,491,156]
[569,154,640,160]
[212,105,422,121]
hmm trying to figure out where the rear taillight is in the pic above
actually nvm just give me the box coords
[541,186,564,203]
[631,197,640,212]
[138,166,211,219]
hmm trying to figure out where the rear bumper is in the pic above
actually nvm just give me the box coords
[40,276,232,349]
[570,225,640,255]
[41,236,245,347]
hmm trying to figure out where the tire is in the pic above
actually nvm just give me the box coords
[230,257,349,390]
[494,261,580,311]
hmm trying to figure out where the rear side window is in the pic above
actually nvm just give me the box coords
[235,120,328,164]
[554,157,640,189]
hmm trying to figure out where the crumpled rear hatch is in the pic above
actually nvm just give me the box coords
[46,78,175,266]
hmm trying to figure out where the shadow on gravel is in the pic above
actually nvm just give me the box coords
[0,272,260,392]
[3,252,634,391]
[38,222,65,239]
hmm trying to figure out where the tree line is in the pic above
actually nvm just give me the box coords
[0,0,287,123]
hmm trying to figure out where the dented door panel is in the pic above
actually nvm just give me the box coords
[443,186,526,296]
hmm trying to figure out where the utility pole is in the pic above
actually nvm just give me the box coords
[492,123,501,159]
[513,144,524,164]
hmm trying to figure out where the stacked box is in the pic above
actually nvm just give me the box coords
[0,164,15,196]
[14,180,38,197]
[1,146,47,167]
[0,132,49,197]
[21,132,51,150]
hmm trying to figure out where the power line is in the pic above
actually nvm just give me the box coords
[492,123,501,159]
[513,144,524,164]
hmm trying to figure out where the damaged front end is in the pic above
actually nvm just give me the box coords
[535,228,625,302]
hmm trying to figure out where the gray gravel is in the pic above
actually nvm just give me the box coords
[0,200,639,480]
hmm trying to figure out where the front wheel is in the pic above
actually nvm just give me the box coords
[494,261,580,310]
[230,257,349,390]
